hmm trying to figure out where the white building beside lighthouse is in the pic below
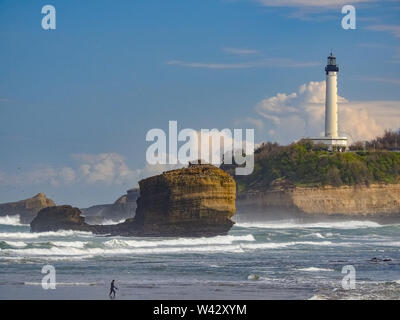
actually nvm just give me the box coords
[309,53,348,151]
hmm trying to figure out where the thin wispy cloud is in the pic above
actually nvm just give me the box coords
[357,16,380,23]
[223,47,259,55]
[392,47,400,64]
[366,24,400,38]
[0,96,14,103]
[0,165,77,187]
[356,42,390,48]
[257,0,375,8]
[356,44,400,64]
[360,76,400,86]
[167,58,320,69]
[286,9,336,21]
[256,0,377,21]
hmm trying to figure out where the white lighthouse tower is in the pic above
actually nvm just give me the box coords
[309,53,347,151]
[325,52,339,138]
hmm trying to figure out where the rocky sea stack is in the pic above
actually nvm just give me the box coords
[134,164,236,236]
[31,205,90,233]
[30,164,236,237]
[0,193,55,224]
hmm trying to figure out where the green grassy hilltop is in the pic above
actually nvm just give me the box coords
[226,131,400,192]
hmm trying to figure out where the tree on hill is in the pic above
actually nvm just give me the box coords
[351,129,400,151]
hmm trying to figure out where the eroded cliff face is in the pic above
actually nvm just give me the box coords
[237,183,400,221]
[0,193,56,224]
[135,165,236,236]
[30,165,237,237]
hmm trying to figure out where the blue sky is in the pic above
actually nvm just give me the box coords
[0,0,399,207]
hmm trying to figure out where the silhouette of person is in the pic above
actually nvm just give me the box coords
[109,280,118,298]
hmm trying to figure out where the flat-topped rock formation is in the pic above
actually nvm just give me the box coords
[30,165,237,237]
[134,164,236,236]
[0,193,56,224]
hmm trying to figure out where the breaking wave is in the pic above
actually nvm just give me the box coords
[0,230,93,239]
[1,217,400,299]
[0,238,339,260]
[103,234,255,248]
[0,240,27,248]
[236,220,384,229]
[0,215,25,226]
[100,219,127,225]
[297,267,335,272]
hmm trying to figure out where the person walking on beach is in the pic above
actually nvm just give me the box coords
[109,280,118,298]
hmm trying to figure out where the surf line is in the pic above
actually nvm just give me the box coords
[153,304,187,318]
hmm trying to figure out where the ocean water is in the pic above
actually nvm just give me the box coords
[0,215,400,300]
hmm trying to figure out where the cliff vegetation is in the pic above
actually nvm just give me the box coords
[230,138,400,193]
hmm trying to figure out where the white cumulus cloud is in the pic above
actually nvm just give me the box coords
[0,153,142,188]
[254,80,400,144]
[72,153,139,185]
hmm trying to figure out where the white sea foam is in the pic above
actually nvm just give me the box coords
[239,240,334,250]
[247,274,272,281]
[100,219,126,225]
[247,274,263,281]
[0,239,339,259]
[104,234,255,248]
[312,233,325,239]
[2,255,96,262]
[236,220,383,229]
[3,241,27,248]
[308,294,328,300]
[24,281,98,286]
[1,244,246,257]
[301,232,325,239]
[0,230,93,239]
[373,241,400,247]
[0,215,25,226]
[297,267,335,272]
[50,241,88,248]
